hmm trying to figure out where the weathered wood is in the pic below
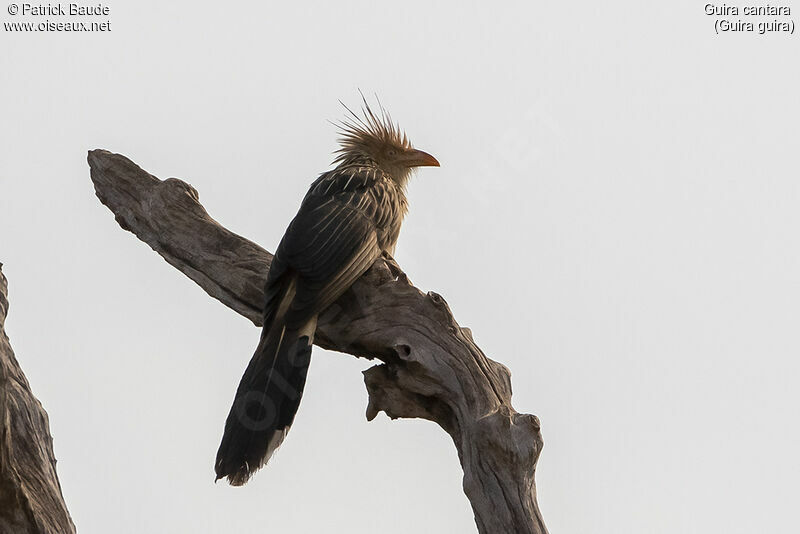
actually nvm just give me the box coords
[0,265,76,534]
[88,149,548,534]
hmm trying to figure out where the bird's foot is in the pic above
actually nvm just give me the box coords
[382,251,410,284]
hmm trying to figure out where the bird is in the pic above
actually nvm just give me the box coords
[214,98,440,485]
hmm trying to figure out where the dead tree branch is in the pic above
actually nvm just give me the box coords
[87,149,548,534]
[0,265,76,534]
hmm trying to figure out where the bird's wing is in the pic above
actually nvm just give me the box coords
[270,167,384,327]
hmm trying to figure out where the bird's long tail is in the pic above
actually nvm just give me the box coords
[215,277,317,486]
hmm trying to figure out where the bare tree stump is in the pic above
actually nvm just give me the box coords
[0,265,76,534]
[88,149,549,534]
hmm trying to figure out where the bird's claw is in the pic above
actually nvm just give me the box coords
[382,251,409,284]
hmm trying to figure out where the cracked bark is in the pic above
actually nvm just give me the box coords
[0,265,76,534]
[87,149,548,534]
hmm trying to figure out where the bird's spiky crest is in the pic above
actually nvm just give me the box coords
[333,94,411,165]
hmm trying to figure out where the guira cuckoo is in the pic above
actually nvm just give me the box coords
[215,99,439,485]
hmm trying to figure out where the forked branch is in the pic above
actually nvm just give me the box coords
[87,149,548,534]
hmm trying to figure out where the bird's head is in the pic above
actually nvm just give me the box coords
[333,97,439,186]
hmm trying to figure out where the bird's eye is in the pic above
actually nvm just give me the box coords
[387,149,397,157]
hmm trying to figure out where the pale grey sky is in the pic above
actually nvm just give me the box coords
[2,1,799,533]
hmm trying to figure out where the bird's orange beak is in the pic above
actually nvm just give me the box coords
[403,149,440,168]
